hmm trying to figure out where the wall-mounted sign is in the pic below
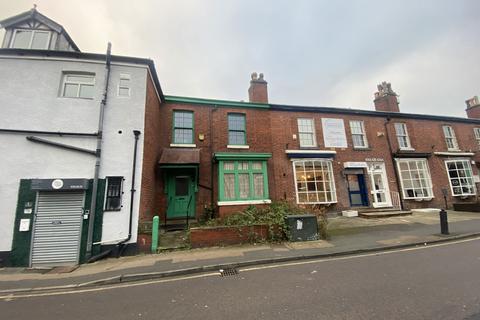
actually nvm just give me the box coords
[19,219,30,232]
[365,158,384,162]
[344,162,368,168]
[31,178,89,191]
[322,118,347,148]
[474,175,480,183]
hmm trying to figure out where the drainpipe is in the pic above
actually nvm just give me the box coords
[86,42,112,260]
[88,130,141,262]
[210,105,218,216]
[384,117,404,210]
[117,130,141,255]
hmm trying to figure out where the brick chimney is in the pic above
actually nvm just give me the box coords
[466,96,480,119]
[248,72,268,103]
[374,81,400,112]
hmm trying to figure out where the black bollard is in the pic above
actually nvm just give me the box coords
[439,209,449,235]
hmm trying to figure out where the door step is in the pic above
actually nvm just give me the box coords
[157,230,189,252]
[358,210,412,219]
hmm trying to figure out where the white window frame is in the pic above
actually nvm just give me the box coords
[474,128,480,148]
[394,123,413,150]
[117,73,131,97]
[297,118,317,147]
[10,29,51,49]
[442,125,459,151]
[349,120,368,148]
[292,159,337,204]
[395,158,434,200]
[61,73,96,99]
[445,159,476,197]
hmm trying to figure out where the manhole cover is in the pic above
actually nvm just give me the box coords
[219,268,238,277]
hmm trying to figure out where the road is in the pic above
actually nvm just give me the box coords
[2,238,480,320]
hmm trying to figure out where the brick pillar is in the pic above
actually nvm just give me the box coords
[466,96,480,119]
[248,72,268,104]
[374,82,400,112]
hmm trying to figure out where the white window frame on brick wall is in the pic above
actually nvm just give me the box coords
[394,123,413,150]
[61,73,95,99]
[297,118,317,147]
[349,120,368,148]
[445,159,476,197]
[292,159,337,204]
[10,29,51,49]
[474,128,480,148]
[443,125,459,151]
[395,158,434,200]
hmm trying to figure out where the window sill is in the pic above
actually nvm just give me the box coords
[353,147,371,151]
[399,147,415,151]
[404,197,434,201]
[297,201,337,205]
[59,96,94,100]
[227,145,250,149]
[217,199,272,206]
[170,143,197,148]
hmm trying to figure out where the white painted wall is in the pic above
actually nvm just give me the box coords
[0,54,149,252]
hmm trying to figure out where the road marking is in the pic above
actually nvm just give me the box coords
[1,236,479,300]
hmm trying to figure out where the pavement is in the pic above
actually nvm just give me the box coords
[1,209,480,293]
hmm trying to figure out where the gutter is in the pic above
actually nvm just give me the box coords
[0,128,97,136]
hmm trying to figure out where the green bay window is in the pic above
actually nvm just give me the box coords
[215,153,271,203]
[173,111,194,144]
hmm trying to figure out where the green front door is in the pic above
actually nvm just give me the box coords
[167,174,195,218]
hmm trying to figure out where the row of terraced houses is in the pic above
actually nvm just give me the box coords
[1,8,479,267]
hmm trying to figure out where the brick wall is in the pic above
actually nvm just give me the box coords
[154,99,480,219]
[138,74,163,224]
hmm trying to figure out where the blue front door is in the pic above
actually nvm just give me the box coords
[347,174,369,207]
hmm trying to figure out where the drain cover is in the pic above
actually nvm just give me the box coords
[219,268,238,277]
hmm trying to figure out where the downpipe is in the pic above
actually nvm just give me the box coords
[384,118,405,211]
[86,42,112,260]
[88,130,141,263]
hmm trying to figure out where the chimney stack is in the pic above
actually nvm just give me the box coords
[248,72,268,104]
[466,96,480,119]
[374,81,400,112]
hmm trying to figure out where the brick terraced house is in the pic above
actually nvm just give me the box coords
[152,75,480,226]
[1,8,480,265]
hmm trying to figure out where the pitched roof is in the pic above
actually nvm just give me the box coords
[0,7,80,52]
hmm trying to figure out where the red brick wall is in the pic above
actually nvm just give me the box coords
[190,225,272,248]
[154,99,480,218]
[466,106,480,119]
[138,74,163,223]
[157,102,273,221]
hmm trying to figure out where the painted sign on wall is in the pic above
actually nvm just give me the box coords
[322,118,347,148]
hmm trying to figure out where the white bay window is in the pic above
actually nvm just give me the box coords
[396,159,433,199]
[293,159,336,204]
[445,160,476,196]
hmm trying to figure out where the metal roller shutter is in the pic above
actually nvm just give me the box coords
[31,191,85,267]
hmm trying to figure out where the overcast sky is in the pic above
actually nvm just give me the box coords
[1,0,479,117]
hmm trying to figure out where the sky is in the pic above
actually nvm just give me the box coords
[1,0,479,117]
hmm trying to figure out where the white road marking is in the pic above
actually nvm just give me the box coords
[1,236,479,300]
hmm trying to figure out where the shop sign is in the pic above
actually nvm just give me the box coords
[322,118,347,148]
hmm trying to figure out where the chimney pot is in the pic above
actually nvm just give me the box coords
[465,96,480,119]
[248,72,268,103]
[373,81,400,112]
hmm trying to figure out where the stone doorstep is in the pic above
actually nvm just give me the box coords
[358,210,412,219]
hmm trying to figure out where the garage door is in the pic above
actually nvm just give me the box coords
[31,191,85,267]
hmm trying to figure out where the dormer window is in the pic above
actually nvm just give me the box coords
[10,29,51,49]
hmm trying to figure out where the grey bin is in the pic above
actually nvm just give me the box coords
[284,214,319,242]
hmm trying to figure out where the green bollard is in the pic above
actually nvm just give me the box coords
[151,216,159,253]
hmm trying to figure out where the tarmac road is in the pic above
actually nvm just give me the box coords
[2,238,480,320]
